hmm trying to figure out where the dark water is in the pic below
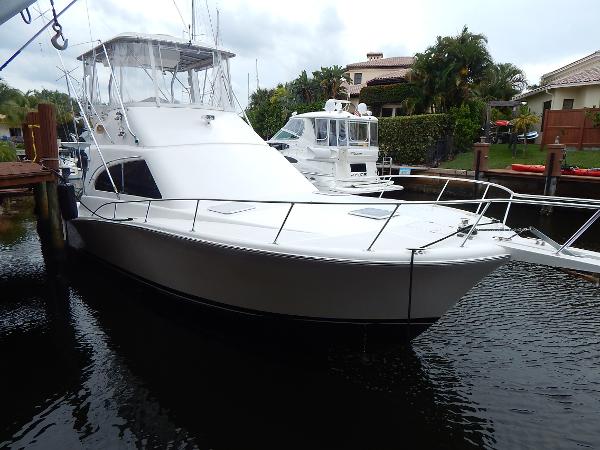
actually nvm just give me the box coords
[1,197,600,449]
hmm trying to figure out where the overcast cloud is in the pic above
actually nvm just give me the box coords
[1,0,599,109]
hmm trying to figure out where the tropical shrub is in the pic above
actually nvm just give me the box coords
[450,100,484,152]
[0,141,18,162]
[378,114,452,164]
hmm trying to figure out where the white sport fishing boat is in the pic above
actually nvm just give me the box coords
[267,100,402,195]
[63,33,600,337]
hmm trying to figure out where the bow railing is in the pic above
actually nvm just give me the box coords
[86,174,600,255]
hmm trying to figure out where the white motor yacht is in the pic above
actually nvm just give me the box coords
[267,100,402,195]
[64,33,600,336]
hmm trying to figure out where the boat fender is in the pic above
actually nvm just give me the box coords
[57,183,78,220]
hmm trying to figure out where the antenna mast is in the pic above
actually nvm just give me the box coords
[191,0,196,40]
[256,58,259,90]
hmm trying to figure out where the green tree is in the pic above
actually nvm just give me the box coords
[312,66,349,100]
[450,99,485,152]
[0,90,37,127]
[412,26,492,111]
[512,106,540,151]
[479,63,527,100]
[29,89,80,124]
[289,70,321,103]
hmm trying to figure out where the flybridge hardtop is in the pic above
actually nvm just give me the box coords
[77,33,236,68]
[267,100,402,195]
[61,32,600,338]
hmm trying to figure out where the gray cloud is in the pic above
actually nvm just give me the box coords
[1,0,598,106]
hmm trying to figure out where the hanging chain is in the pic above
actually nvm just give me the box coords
[49,0,69,50]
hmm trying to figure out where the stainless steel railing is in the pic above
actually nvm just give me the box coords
[87,174,600,254]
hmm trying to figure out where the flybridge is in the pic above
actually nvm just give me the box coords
[78,33,235,109]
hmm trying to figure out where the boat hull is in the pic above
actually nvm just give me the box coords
[67,218,508,325]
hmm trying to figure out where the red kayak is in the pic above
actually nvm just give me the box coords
[511,164,600,177]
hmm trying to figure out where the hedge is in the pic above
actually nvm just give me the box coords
[378,114,452,165]
[359,83,417,105]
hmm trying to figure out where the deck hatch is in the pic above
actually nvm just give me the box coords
[348,207,398,220]
[208,202,256,214]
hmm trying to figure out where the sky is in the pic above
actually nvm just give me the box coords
[1,0,599,109]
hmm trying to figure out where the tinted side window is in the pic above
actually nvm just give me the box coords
[95,164,123,193]
[329,120,337,146]
[94,160,161,199]
[123,160,161,198]
[315,119,328,142]
[370,122,378,146]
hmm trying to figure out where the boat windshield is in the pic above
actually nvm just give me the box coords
[273,118,305,140]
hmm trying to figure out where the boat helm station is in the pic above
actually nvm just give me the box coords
[267,99,403,195]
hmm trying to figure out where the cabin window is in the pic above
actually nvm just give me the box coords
[370,122,378,146]
[273,118,304,140]
[329,120,338,146]
[316,119,328,143]
[353,73,362,84]
[95,164,123,193]
[348,121,369,146]
[95,160,161,198]
[338,120,347,146]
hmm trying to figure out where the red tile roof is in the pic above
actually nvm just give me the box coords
[369,69,411,82]
[552,67,600,85]
[346,56,414,69]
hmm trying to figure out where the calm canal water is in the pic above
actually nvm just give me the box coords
[1,196,599,449]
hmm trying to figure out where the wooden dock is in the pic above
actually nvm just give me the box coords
[0,162,54,189]
[1,104,65,267]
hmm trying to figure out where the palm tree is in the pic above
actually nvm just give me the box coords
[312,66,349,100]
[290,70,319,104]
[512,106,540,151]
[479,63,527,100]
[0,91,37,128]
[412,26,492,111]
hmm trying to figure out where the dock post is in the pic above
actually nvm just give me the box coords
[472,141,490,181]
[38,103,65,264]
[472,141,490,198]
[541,143,565,215]
[23,113,49,224]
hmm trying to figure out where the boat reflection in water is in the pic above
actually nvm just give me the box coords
[3,199,600,449]
[1,248,493,449]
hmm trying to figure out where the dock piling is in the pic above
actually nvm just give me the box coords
[541,144,565,215]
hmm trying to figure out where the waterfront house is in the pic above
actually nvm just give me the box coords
[343,52,414,115]
[513,51,600,132]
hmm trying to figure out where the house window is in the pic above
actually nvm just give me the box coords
[381,107,393,117]
[562,99,574,110]
[95,160,161,198]
[353,73,362,84]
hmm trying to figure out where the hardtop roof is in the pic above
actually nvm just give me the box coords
[77,32,235,71]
